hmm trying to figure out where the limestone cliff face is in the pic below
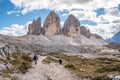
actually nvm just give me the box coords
[62,14,81,37]
[27,17,42,35]
[43,11,61,35]
[27,11,103,40]
[80,26,91,38]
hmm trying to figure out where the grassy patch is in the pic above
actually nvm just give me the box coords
[1,52,33,79]
[106,43,120,51]
[45,53,120,78]
[11,52,33,74]
[64,63,75,69]
[97,64,120,73]
[11,77,19,80]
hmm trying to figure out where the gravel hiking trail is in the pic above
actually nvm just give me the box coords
[19,56,80,80]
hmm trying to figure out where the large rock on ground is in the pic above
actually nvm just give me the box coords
[27,17,42,35]
[43,11,61,35]
[62,14,81,37]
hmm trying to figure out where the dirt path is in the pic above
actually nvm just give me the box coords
[18,56,79,80]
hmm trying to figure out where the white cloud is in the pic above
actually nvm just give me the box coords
[0,21,31,36]
[9,0,120,14]
[68,7,120,23]
[99,8,120,23]
[60,21,64,28]
[106,8,120,17]
[68,10,97,22]
[86,22,120,39]
[10,0,50,14]
[7,10,20,15]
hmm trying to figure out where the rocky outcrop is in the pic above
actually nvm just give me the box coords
[27,17,42,35]
[62,14,81,37]
[43,11,60,35]
[80,26,91,38]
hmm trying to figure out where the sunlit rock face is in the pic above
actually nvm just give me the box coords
[43,11,61,36]
[62,14,81,37]
[27,17,42,35]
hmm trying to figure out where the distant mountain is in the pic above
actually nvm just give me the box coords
[26,10,107,48]
[107,31,120,44]
[27,11,104,39]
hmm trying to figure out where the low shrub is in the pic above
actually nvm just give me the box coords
[96,64,120,73]
[19,62,31,74]
[11,52,33,74]
[22,54,33,62]
[64,63,75,69]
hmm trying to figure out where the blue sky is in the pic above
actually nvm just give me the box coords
[0,0,120,39]
[0,0,50,27]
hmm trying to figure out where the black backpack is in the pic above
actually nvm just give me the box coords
[33,54,38,60]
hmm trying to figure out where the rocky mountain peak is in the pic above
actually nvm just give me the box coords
[80,26,91,38]
[27,10,103,40]
[27,17,42,35]
[36,17,41,22]
[43,11,61,35]
[65,14,80,28]
[62,14,81,37]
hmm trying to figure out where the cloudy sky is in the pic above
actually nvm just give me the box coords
[0,0,120,39]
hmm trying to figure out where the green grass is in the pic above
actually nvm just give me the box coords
[44,53,120,78]
[64,63,75,69]
[11,52,33,74]
[96,64,120,73]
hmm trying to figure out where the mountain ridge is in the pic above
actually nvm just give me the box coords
[27,11,104,40]
[107,31,120,44]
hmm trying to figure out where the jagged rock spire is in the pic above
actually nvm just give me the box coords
[27,11,103,39]
[62,14,81,37]
[27,17,42,35]
[80,26,91,38]
[43,11,61,35]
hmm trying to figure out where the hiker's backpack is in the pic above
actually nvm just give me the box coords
[33,54,38,60]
